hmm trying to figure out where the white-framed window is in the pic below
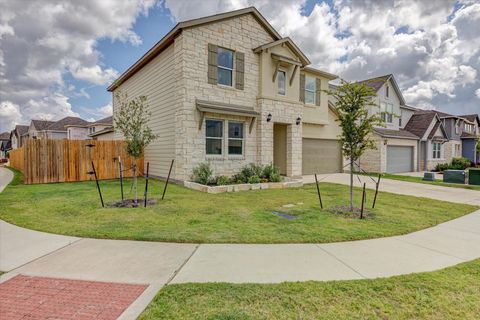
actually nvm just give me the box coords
[432,142,442,159]
[465,123,473,133]
[228,121,244,155]
[380,102,393,123]
[206,119,223,155]
[277,70,286,95]
[217,47,234,87]
[305,76,316,105]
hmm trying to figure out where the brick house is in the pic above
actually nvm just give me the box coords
[108,7,343,181]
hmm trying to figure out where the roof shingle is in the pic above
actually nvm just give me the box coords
[47,117,90,131]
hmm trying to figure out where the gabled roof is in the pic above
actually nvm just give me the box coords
[459,114,480,125]
[15,125,29,136]
[404,111,447,140]
[356,74,406,105]
[108,7,282,91]
[253,37,310,66]
[373,127,419,140]
[302,66,338,80]
[0,132,10,140]
[47,117,90,131]
[90,116,113,126]
[89,126,114,137]
[31,120,55,131]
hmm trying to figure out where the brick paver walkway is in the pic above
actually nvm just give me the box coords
[0,275,147,320]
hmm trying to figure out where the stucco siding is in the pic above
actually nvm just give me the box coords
[113,44,177,178]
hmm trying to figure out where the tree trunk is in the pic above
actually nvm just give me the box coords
[133,159,138,207]
[350,158,354,211]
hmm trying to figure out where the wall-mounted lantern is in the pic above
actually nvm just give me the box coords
[266,113,272,122]
[296,117,301,125]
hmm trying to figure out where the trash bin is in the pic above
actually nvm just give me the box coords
[443,170,466,184]
[469,168,480,185]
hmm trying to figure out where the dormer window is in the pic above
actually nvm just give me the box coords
[277,70,286,95]
[217,47,234,86]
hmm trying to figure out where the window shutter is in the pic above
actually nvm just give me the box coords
[208,43,218,85]
[300,74,305,102]
[235,51,244,90]
[315,78,321,106]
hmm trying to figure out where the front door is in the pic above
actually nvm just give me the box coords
[273,124,287,175]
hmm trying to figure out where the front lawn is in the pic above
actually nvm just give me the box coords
[139,259,480,320]
[0,168,476,243]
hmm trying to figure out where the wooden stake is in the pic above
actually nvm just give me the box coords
[162,159,174,200]
[144,162,150,208]
[118,156,124,201]
[314,174,323,209]
[91,161,104,208]
[360,182,366,219]
[372,173,381,208]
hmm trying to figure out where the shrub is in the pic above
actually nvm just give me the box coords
[191,163,213,185]
[215,175,230,185]
[262,163,281,182]
[450,157,471,170]
[434,163,449,172]
[247,175,261,184]
[232,163,263,183]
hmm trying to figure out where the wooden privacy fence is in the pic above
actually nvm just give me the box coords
[9,139,143,184]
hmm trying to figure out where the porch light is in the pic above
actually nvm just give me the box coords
[266,113,272,122]
[296,117,301,125]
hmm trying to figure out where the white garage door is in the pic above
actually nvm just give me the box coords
[387,146,413,173]
[302,139,342,174]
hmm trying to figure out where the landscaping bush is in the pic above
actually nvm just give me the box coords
[191,163,213,185]
[262,163,281,182]
[215,175,230,186]
[247,175,261,184]
[232,163,263,183]
[450,157,471,170]
[434,163,450,172]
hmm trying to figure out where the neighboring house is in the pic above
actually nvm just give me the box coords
[356,74,424,173]
[88,116,115,140]
[10,125,29,149]
[0,132,10,158]
[26,117,90,140]
[403,112,449,171]
[458,114,480,163]
[107,7,342,181]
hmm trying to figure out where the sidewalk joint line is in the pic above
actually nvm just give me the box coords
[7,238,83,273]
[392,237,467,262]
[166,244,201,285]
[315,244,366,279]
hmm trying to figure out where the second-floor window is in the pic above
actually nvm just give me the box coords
[217,47,234,86]
[277,70,286,95]
[380,102,393,123]
[432,142,441,159]
[305,76,316,104]
[465,123,473,133]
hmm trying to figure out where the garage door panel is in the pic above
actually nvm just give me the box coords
[387,146,413,173]
[302,139,342,175]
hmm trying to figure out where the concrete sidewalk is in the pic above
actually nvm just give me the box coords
[304,173,480,206]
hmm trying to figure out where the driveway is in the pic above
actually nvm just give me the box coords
[1,167,480,318]
[304,173,480,206]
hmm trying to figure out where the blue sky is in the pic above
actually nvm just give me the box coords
[0,0,479,132]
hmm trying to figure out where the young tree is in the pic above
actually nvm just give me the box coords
[326,81,383,211]
[114,92,157,206]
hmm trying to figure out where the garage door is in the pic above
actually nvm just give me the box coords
[302,139,342,174]
[386,146,413,173]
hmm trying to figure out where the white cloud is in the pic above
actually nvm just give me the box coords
[97,103,113,117]
[0,0,158,131]
[0,101,23,132]
[475,88,480,98]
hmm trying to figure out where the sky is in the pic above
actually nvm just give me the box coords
[0,0,479,133]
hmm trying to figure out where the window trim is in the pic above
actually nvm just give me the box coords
[304,75,316,105]
[277,69,286,96]
[380,102,394,124]
[227,121,245,157]
[217,47,234,87]
[205,119,224,156]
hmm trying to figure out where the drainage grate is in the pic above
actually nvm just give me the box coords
[272,211,296,220]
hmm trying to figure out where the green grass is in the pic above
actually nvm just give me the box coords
[375,173,480,191]
[139,259,480,320]
[0,167,477,243]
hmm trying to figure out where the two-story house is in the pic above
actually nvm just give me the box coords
[108,7,342,181]
[9,125,29,150]
[354,74,449,173]
[459,114,480,163]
